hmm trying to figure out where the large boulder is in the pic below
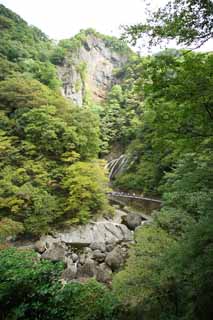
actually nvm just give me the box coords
[77,258,97,278]
[105,247,124,271]
[122,213,142,230]
[62,262,77,281]
[41,243,66,262]
[96,263,112,283]
[92,250,106,262]
[90,242,106,252]
[59,221,133,246]
[34,240,46,253]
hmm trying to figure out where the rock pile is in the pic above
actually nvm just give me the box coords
[34,210,145,283]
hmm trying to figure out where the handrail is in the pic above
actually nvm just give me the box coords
[107,192,162,204]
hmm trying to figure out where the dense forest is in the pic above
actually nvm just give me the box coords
[0,1,213,319]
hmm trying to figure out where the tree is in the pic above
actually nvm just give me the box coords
[0,248,120,320]
[114,51,213,193]
[62,161,112,224]
[0,218,24,243]
[0,248,63,320]
[124,0,213,49]
[113,225,176,320]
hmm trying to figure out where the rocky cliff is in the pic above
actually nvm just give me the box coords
[57,31,130,106]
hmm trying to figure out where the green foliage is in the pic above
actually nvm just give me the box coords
[0,248,119,320]
[52,28,131,70]
[113,146,213,319]
[161,150,213,218]
[112,51,213,193]
[0,75,103,236]
[0,247,63,320]
[0,4,60,89]
[113,225,176,319]
[63,161,112,224]
[123,0,213,48]
[20,59,61,89]
[0,77,67,112]
[0,218,24,242]
[100,56,142,154]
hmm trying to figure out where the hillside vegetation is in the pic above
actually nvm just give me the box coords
[0,2,213,320]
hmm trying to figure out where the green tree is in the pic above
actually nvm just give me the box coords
[62,161,112,224]
[124,0,213,48]
[0,248,120,320]
[113,225,175,320]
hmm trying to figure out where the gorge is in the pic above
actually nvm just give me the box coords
[0,3,213,320]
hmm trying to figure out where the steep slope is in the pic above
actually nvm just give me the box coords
[56,29,131,106]
[0,4,60,89]
[0,7,112,239]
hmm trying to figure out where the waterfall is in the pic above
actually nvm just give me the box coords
[105,155,129,180]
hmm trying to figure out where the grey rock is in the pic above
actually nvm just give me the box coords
[96,263,112,283]
[71,253,78,262]
[59,221,133,246]
[58,34,128,107]
[84,247,93,254]
[41,243,66,262]
[106,241,116,252]
[93,250,106,262]
[79,253,86,265]
[62,265,77,281]
[90,242,106,252]
[64,256,73,268]
[122,213,142,230]
[40,235,59,249]
[77,258,97,278]
[34,240,46,253]
[105,247,124,271]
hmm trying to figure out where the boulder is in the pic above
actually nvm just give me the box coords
[90,242,106,252]
[122,213,142,230]
[59,221,133,246]
[41,243,66,262]
[105,247,124,271]
[93,250,106,262]
[106,241,116,252]
[62,265,77,281]
[71,253,78,262]
[96,263,112,283]
[34,240,46,253]
[79,253,86,265]
[77,258,97,278]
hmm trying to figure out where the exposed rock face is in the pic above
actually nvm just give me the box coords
[58,34,128,106]
[59,220,133,245]
[36,211,134,283]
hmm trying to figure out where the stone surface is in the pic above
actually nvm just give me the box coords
[34,240,46,253]
[62,265,77,281]
[96,263,112,283]
[93,250,106,262]
[106,241,116,252]
[37,210,135,282]
[71,253,78,262]
[58,34,128,106]
[79,253,86,265]
[90,242,106,252]
[58,221,133,246]
[41,243,66,262]
[77,258,97,278]
[122,213,142,230]
[105,247,124,271]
